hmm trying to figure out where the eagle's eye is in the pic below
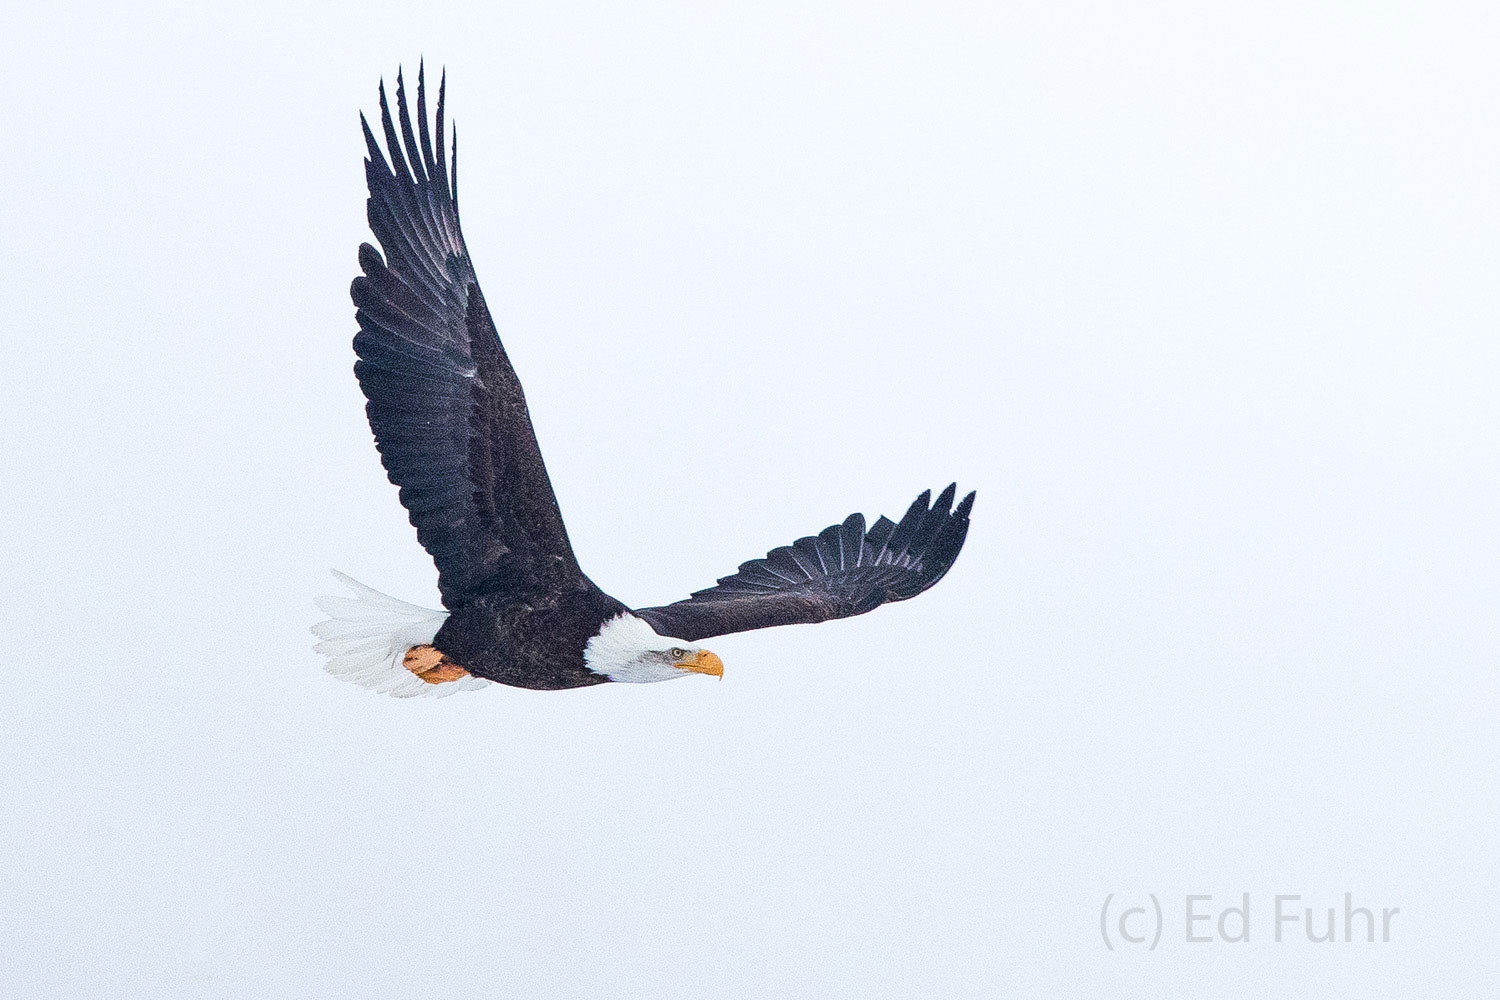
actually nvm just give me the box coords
[668,647,687,659]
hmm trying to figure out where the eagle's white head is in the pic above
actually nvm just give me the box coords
[584,613,724,683]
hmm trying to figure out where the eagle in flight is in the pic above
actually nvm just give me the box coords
[315,67,975,696]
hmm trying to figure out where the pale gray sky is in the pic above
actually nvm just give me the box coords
[2,1,1497,996]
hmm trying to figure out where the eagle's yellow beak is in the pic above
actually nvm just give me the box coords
[677,649,724,678]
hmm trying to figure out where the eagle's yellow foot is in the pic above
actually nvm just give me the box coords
[402,645,471,684]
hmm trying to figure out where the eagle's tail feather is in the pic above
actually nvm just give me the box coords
[313,571,488,698]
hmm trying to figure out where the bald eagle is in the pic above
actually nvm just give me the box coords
[314,67,975,696]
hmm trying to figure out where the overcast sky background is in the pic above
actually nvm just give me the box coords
[3,1,1497,997]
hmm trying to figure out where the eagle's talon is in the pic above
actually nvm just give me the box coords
[402,645,470,684]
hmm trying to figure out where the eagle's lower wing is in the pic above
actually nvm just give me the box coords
[352,67,581,608]
[634,485,974,642]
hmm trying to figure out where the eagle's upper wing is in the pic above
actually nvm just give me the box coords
[352,67,581,608]
[634,486,974,642]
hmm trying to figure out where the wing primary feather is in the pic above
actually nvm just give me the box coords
[789,536,823,576]
[376,78,445,280]
[841,513,865,568]
[765,546,810,582]
[395,68,428,185]
[357,241,386,273]
[360,112,388,173]
[727,563,785,586]
[751,557,800,585]
[418,66,458,247]
[864,515,897,562]
[884,490,931,562]
[365,159,447,296]
[434,70,450,202]
[377,80,415,186]
[817,523,843,570]
[352,247,453,348]
[904,489,955,564]
[415,62,437,186]
[392,70,449,269]
[799,534,829,574]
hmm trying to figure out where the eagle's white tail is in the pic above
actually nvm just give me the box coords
[313,571,490,698]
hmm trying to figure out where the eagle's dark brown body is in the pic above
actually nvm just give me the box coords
[433,584,626,690]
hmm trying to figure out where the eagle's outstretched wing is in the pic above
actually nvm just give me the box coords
[352,67,582,608]
[634,485,974,642]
